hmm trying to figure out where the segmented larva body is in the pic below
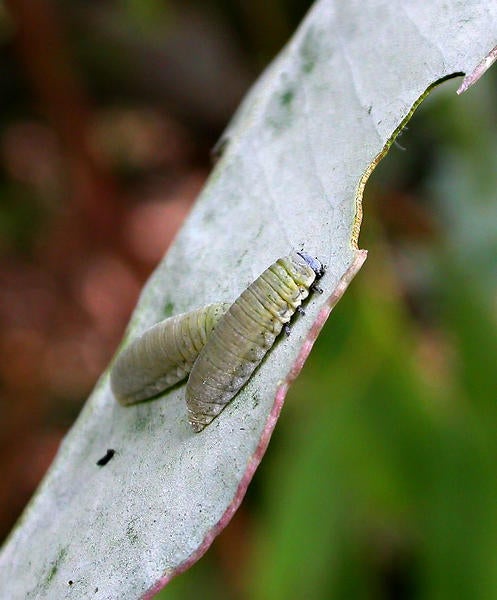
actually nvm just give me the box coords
[111,302,230,406]
[186,252,324,432]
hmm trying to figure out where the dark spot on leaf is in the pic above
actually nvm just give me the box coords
[300,27,321,74]
[126,522,139,544]
[96,449,115,467]
[163,301,174,318]
[266,85,296,131]
[280,87,294,107]
[45,546,68,584]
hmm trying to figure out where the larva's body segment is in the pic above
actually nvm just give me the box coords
[111,303,231,406]
[186,252,324,432]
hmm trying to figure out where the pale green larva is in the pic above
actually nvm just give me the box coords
[186,252,325,432]
[111,302,230,406]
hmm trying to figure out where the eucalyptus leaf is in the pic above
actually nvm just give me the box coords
[1,1,496,598]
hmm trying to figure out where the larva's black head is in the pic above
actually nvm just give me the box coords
[297,252,325,279]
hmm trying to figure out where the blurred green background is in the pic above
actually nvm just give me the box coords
[1,2,496,599]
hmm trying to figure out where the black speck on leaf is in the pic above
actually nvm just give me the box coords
[96,449,115,467]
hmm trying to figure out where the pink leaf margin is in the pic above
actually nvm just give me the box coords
[457,43,497,94]
[142,248,368,599]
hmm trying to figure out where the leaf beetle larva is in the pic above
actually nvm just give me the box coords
[111,302,231,406]
[186,252,325,432]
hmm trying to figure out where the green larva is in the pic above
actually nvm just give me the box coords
[186,252,324,432]
[111,302,231,406]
